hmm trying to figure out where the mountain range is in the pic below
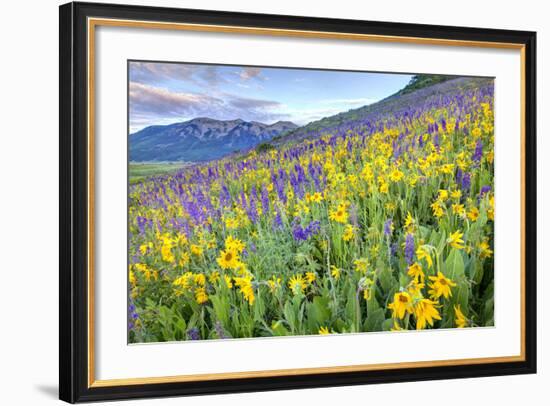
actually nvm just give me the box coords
[130,118,297,162]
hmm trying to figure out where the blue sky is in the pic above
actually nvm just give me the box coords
[129,61,412,133]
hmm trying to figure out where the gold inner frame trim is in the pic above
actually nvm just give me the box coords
[87,17,527,388]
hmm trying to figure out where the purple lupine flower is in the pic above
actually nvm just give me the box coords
[239,189,247,210]
[220,184,231,207]
[292,218,320,241]
[405,233,415,265]
[462,172,471,192]
[274,177,286,203]
[260,185,270,214]
[292,218,307,241]
[273,209,283,230]
[188,328,200,340]
[247,192,258,224]
[384,219,393,237]
[306,220,321,236]
[455,167,463,186]
[433,134,440,149]
[479,185,492,198]
[472,139,483,164]
[478,185,492,202]
[136,216,149,234]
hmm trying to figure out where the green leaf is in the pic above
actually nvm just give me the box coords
[306,296,331,330]
[445,249,465,280]
[271,320,290,336]
[364,308,385,332]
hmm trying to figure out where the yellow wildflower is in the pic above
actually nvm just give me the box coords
[234,275,255,305]
[330,265,341,280]
[447,230,465,249]
[479,240,493,259]
[407,262,424,282]
[190,244,203,256]
[416,246,433,268]
[225,236,245,253]
[329,204,348,224]
[288,274,307,295]
[414,299,442,329]
[195,287,209,304]
[216,248,241,270]
[342,224,355,241]
[388,291,414,319]
[353,258,369,274]
[454,305,468,328]
[428,271,457,299]
[467,207,480,221]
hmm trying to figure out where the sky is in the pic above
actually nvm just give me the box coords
[129,61,413,133]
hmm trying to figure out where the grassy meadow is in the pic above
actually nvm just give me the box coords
[128,79,494,342]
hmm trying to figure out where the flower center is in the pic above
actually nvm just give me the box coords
[225,252,233,261]
[439,278,447,285]
[399,294,409,303]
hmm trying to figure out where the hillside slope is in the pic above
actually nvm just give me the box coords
[273,76,493,147]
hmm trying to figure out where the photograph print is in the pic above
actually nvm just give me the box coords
[127,61,495,343]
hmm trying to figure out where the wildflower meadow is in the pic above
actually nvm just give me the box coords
[128,75,495,343]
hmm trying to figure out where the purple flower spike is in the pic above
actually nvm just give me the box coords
[384,219,393,237]
[188,328,200,340]
[405,233,415,265]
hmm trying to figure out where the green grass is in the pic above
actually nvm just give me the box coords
[129,162,190,184]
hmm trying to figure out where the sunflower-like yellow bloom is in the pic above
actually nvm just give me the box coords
[428,271,457,299]
[267,276,281,292]
[416,246,433,268]
[404,211,415,232]
[190,244,203,256]
[452,203,465,216]
[318,326,330,335]
[447,230,465,249]
[454,304,468,328]
[353,258,369,274]
[330,265,341,280]
[225,235,245,253]
[388,291,414,319]
[479,240,494,259]
[234,275,255,305]
[342,224,355,241]
[414,299,441,329]
[389,168,404,182]
[407,262,424,282]
[216,248,241,270]
[329,204,348,224]
[288,274,307,295]
[467,207,480,221]
[195,287,209,304]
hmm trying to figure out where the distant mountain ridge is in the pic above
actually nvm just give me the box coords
[130,117,297,162]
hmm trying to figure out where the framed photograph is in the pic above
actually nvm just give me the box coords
[59,1,537,403]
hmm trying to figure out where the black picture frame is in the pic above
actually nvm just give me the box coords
[59,1,537,403]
